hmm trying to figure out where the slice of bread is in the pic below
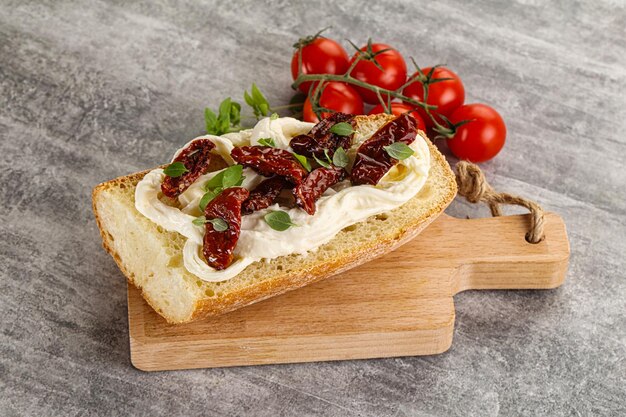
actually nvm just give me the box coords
[92,114,457,323]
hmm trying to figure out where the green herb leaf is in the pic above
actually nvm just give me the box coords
[264,211,298,231]
[204,165,244,191]
[323,149,333,165]
[245,83,271,118]
[270,112,279,120]
[199,165,245,211]
[332,147,349,168]
[230,102,241,126]
[330,122,355,136]
[293,152,311,172]
[209,218,229,232]
[383,142,415,160]
[204,98,242,135]
[204,173,224,191]
[192,216,207,226]
[199,188,220,211]
[257,137,276,147]
[244,90,254,107]
[192,216,229,231]
[313,153,330,168]
[204,108,218,134]
[251,84,266,104]
[217,97,232,133]
[222,164,244,188]
[163,162,188,177]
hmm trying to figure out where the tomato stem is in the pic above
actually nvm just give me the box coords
[432,117,475,140]
[292,26,331,49]
[292,73,437,111]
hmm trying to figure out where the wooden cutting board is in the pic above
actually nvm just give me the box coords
[127,212,569,371]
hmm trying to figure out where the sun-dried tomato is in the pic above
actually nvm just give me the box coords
[231,146,307,185]
[203,187,250,270]
[242,176,287,214]
[293,166,346,215]
[351,113,417,186]
[161,139,215,198]
[290,112,354,158]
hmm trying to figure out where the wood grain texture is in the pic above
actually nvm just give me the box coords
[128,212,568,371]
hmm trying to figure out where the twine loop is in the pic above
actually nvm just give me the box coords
[455,161,545,243]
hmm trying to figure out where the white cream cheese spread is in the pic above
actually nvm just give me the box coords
[135,117,431,282]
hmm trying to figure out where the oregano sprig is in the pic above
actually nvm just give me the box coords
[244,83,271,119]
[264,210,298,231]
[293,152,311,172]
[383,142,414,160]
[329,122,355,136]
[313,153,330,168]
[313,148,334,168]
[199,165,245,211]
[205,97,242,136]
[332,147,349,168]
[192,216,229,231]
[163,161,188,178]
[199,189,220,211]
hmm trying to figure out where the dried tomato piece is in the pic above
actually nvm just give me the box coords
[231,146,307,185]
[203,187,250,270]
[351,113,417,186]
[161,139,215,198]
[290,112,354,158]
[293,166,346,215]
[242,176,287,214]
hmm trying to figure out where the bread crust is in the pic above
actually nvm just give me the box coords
[92,119,457,323]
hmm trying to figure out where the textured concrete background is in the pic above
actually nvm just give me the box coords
[1,0,625,416]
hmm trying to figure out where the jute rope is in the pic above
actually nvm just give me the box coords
[455,161,545,243]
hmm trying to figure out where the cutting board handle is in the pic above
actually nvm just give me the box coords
[444,161,569,292]
[431,213,570,294]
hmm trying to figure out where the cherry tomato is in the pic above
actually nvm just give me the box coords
[349,43,407,104]
[302,82,364,123]
[291,37,350,94]
[402,67,465,128]
[446,104,506,163]
[368,103,427,132]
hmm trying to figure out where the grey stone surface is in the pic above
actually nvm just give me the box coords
[1,0,625,415]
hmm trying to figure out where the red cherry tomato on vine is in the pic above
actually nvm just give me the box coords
[302,82,364,123]
[402,67,465,128]
[368,103,427,132]
[349,43,407,104]
[446,104,506,163]
[291,37,350,94]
